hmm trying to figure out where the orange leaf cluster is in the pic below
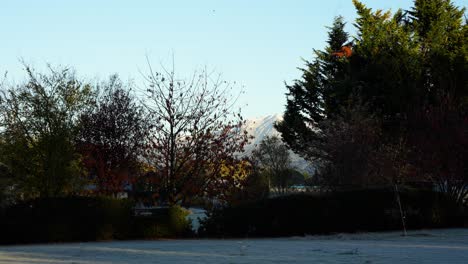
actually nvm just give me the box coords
[332,45,353,58]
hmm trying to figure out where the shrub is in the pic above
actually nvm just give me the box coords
[132,206,192,239]
[199,188,465,237]
[0,197,192,244]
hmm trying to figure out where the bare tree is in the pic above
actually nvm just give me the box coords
[251,136,292,194]
[371,138,413,236]
[142,61,249,204]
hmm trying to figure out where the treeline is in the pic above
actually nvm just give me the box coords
[201,0,468,237]
[0,64,250,208]
[0,0,467,242]
[0,64,253,243]
[276,0,467,204]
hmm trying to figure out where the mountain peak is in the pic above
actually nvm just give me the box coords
[243,114,315,174]
[246,113,282,123]
[244,114,282,146]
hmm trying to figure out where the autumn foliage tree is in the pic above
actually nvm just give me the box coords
[408,96,468,204]
[77,75,150,195]
[143,63,249,204]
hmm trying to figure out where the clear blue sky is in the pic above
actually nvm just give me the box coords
[1,0,466,117]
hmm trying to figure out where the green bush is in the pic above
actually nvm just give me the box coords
[132,206,192,239]
[199,189,465,237]
[0,197,192,244]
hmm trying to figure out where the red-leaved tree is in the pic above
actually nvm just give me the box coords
[78,75,150,195]
[408,96,468,204]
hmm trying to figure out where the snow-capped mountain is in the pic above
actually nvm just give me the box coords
[243,114,315,175]
[244,114,282,152]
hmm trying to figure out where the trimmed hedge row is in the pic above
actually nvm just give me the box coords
[0,197,191,244]
[199,189,466,237]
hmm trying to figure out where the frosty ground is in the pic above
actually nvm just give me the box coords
[1,229,467,264]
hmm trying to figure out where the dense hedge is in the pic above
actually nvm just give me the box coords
[199,189,466,237]
[1,190,464,243]
[132,206,193,238]
[0,197,191,244]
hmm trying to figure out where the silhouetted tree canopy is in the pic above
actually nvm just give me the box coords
[77,75,150,195]
[0,65,94,198]
[277,0,467,202]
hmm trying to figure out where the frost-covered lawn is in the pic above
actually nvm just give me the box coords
[1,229,468,263]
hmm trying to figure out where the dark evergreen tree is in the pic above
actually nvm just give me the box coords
[275,16,351,160]
[277,0,467,197]
[409,0,468,106]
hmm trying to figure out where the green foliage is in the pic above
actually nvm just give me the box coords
[0,65,94,198]
[276,16,352,160]
[352,3,421,118]
[277,0,468,196]
[409,0,468,106]
[231,166,270,203]
[350,0,468,115]
[132,206,192,238]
